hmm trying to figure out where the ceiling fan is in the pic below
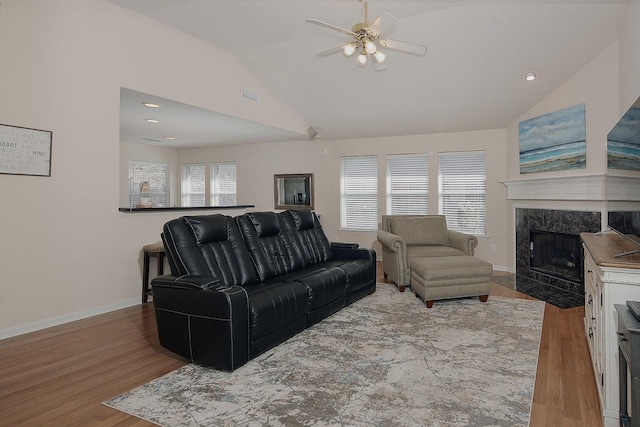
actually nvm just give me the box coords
[306,1,427,71]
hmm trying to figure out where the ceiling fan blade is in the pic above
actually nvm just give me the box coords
[379,39,427,56]
[368,12,397,36]
[316,44,345,57]
[306,19,355,37]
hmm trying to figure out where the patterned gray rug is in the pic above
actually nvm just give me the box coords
[105,285,545,427]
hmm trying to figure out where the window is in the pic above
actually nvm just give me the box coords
[181,164,206,207]
[128,160,170,208]
[438,151,486,235]
[386,153,429,215]
[211,162,237,206]
[340,155,378,230]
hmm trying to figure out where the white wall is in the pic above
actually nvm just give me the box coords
[619,3,640,114]
[180,129,509,269]
[506,41,621,180]
[0,0,308,336]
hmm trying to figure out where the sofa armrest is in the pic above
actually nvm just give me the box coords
[447,230,478,256]
[330,243,376,262]
[331,242,360,249]
[151,275,250,371]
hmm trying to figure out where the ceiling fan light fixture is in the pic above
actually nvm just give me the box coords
[364,40,377,54]
[356,52,368,67]
[343,42,356,57]
[307,1,427,71]
[374,50,386,63]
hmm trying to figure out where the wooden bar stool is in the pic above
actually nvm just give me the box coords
[142,242,165,303]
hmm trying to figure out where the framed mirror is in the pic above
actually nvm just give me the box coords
[274,173,314,210]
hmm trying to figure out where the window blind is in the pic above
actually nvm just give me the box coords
[211,162,237,206]
[438,151,486,235]
[386,153,429,215]
[181,164,206,207]
[340,155,378,230]
[128,160,170,208]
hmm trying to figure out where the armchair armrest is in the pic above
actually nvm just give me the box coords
[377,230,409,289]
[377,230,407,254]
[151,275,250,371]
[447,230,478,256]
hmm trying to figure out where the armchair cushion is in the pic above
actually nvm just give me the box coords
[389,216,449,246]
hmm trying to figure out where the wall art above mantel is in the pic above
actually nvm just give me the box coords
[518,104,586,174]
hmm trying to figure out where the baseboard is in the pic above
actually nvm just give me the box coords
[0,297,140,340]
[492,264,512,273]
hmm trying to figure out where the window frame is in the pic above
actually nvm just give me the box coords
[437,150,487,236]
[181,163,206,207]
[210,161,237,206]
[127,160,170,209]
[340,155,379,231]
[386,153,429,215]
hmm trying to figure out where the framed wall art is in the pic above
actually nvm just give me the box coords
[518,104,586,174]
[607,101,640,171]
[0,123,52,177]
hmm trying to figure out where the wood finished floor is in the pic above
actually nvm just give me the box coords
[0,266,602,426]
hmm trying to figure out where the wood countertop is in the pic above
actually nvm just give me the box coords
[581,232,640,270]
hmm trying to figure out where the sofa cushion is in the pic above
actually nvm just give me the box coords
[186,214,229,244]
[246,211,281,237]
[390,216,449,246]
[283,210,334,265]
[407,245,466,258]
[163,215,260,286]
[244,281,309,340]
[237,212,305,280]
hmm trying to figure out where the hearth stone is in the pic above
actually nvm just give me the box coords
[492,273,584,309]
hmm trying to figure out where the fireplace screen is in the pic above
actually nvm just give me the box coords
[529,230,582,283]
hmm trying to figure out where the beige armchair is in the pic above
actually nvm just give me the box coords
[377,215,478,291]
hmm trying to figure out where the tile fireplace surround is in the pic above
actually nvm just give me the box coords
[503,174,640,305]
[515,208,600,294]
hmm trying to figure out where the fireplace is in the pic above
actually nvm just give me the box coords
[516,208,601,295]
[529,230,582,284]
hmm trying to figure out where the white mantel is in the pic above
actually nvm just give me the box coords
[502,174,640,202]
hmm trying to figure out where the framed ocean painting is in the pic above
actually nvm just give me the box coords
[519,104,586,174]
[607,105,640,171]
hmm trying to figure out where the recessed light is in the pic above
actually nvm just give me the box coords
[145,119,161,123]
[524,71,537,81]
[142,102,161,108]
[164,137,176,140]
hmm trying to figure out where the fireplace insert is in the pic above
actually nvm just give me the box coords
[529,229,582,284]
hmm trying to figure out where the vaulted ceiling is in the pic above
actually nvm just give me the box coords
[110,0,628,147]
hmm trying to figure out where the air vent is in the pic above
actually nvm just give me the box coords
[241,86,260,103]
[142,137,162,143]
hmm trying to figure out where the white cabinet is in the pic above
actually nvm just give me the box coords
[582,233,640,427]
[584,248,604,398]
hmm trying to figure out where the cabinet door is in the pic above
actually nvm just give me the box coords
[584,250,597,362]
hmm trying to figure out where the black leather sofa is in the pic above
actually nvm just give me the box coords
[151,209,376,371]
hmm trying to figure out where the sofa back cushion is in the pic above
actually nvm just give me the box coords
[282,210,333,266]
[236,212,305,281]
[389,215,450,246]
[162,214,260,286]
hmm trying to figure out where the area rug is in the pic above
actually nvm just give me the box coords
[105,285,545,427]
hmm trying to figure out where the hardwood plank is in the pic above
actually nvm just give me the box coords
[0,265,602,426]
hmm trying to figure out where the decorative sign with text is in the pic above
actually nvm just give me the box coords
[0,124,52,176]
